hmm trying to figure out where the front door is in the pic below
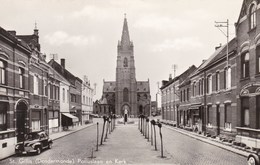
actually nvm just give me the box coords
[216,105,220,135]
[16,101,28,142]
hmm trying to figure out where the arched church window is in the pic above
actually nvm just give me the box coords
[123,88,129,102]
[123,58,128,67]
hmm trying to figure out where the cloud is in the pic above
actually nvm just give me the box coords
[44,31,101,46]
[133,15,191,31]
[152,37,204,52]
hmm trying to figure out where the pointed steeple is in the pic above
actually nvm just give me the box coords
[120,14,131,48]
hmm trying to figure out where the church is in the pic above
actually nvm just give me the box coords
[101,16,151,118]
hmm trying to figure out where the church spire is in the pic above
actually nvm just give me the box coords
[120,14,131,48]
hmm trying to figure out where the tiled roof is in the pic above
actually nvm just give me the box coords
[137,81,150,92]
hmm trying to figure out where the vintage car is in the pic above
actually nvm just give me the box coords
[15,131,53,155]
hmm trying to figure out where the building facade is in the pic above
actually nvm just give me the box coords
[102,17,151,117]
[0,27,31,159]
[81,77,94,124]
[235,0,260,148]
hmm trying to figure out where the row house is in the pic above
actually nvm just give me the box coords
[162,0,260,148]
[48,59,82,127]
[188,38,237,138]
[161,66,196,124]
[0,27,31,159]
[81,76,94,124]
[235,0,260,148]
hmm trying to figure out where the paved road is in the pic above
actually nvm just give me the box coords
[0,118,248,165]
[152,125,247,165]
[1,119,104,165]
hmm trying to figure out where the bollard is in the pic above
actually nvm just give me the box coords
[146,118,150,142]
[96,122,99,151]
[150,120,153,146]
[140,115,143,133]
[100,116,106,145]
[104,117,109,141]
[151,120,157,151]
[113,114,116,130]
[138,116,140,130]
[145,117,147,139]
[158,122,164,158]
[109,119,111,134]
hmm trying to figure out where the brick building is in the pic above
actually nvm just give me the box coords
[235,0,260,148]
[0,27,31,159]
[161,65,196,124]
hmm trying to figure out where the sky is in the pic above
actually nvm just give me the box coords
[0,0,243,102]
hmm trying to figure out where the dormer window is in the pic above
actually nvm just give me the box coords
[249,4,256,30]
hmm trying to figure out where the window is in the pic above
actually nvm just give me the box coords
[242,97,249,127]
[180,91,182,102]
[207,105,212,127]
[193,82,196,96]
[123,58,128,67]
[201,78,204,95]
[224,104,232,131]
[67,90,69,103]
[241,53,249,78]
[83,96,85,104]
[18,68,24,88]
[224,67,231,89]
[0,61,6,85]
[44,80,48,96]
[206,75,212,94]
[187,88,189,101]
[256,46,260,74]
[216,72,220,91]
[71,94,76,102]
[183,89,186,102]
[123,88,129,102]
[198,80,201,95]
[56,86,59,100]
[63,88,65,102]
[249,4,256,30]
[32,120,40,131]
[33,75,39,95]
[0,103,7,131]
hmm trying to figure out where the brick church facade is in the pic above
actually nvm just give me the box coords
[102,17,151,117]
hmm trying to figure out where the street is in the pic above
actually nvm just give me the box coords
[0,118,247,165]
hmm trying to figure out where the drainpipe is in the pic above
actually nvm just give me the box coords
[203,71,207,135]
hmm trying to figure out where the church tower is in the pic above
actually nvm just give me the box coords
[115,16,137,116]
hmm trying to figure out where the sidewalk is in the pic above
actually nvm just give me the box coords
[94,122,175,164]
[163,124,250,158]
[50,123,95,140]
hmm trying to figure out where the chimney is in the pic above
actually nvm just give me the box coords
[215,43,222,50]
[169,74,172,81]
[8,31,16,36]
[61,58,65,68]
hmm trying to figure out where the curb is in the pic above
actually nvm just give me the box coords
[51,123,96,141]
[163,125,249,158]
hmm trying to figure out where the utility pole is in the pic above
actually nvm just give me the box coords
[172,64,177,123]
[215,19,229,67]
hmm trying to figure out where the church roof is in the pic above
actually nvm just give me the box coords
[103,81,116,93]
[137,81,150,92]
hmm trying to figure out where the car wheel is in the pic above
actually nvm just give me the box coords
[36,147,41,155]
[248,154,260,165]
[48,143,52,149]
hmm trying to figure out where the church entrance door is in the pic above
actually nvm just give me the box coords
[122,105,130,123]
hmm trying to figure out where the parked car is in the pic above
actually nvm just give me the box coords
[15,131,53,155]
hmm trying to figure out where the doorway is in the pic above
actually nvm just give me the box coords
[122,105,130,122]
[216,105,220,135]
[16,101,28,142]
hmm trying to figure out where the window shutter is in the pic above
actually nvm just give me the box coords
[226,104,232,123]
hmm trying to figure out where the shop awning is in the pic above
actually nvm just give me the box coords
[62,113,79,122]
